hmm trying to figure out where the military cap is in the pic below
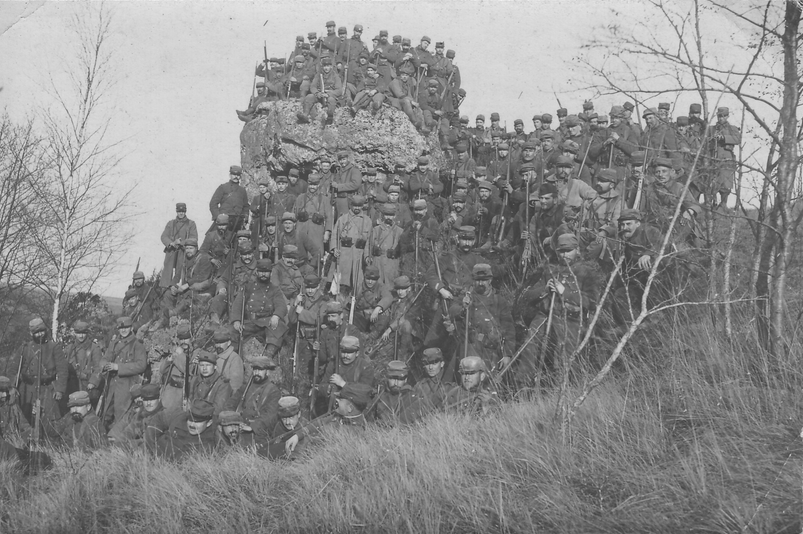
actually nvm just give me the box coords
[459,356,487,373]
[340,335,360,351]
[265,216,277,225]
[235,229,251,239]
[582,100,594,110]
[351,195,366,207]
[490,130,502,138]
[476,114,485,121]
[421,35,431,43]
[554,233,578,252]
[458,225,476,238]
[338,26,347,35]
[278,396,301,417]
[513,118,524,126]
[598,114,609,123]
[282,245,299,259]
[365,61,377,70]
[256,82,266,88]
[446,49,455,59]
[542,113,553,123]
[399,64,415,75]
[386,360,409,379]
[557,108,568,117]
[421,347,443,363]
[296,35,304,41]
[372,35,380,42]
[67,391,91,407]
[140,384,161,401]
[607,105,623,118]
[532,114,542,121]
[490,112,500,121]
[412,199,427,209]
[256,259,273,271]
[587,112,599,120]
[338,382,372,411]
[561,140,580,154]
[521,140,538,150]
[689,103,702,113]
[0,376,12,391]
[176,323,191,340]
[539,183,558,196]
[189,399,215,422]
[294,54,305,63]
[303,274,320,288]
[215,213,230,225]
[251,355,277,370]
[658,102,671,110]
[229,165,242,175]
[124,289,137,300]
[72,320,90,334]
[364,265,380,280]
[564,116,581,127]
[394,275,411,289]
[459,115,469,124]
[213,329,232,343]
[618,208,643,222]
[268,56,278,63]
[540,130,555,140]
[427,79,439,88]
[417,156,430,165]
[472,166,486,177]
[320,56,332,66]
[354,24,363,31]
[597,168,618,183]
[498,142,510,151]
[197,350,218,364]
[176,202,187,212]
[379,203,396,216]
[238,241,254,254]
[455,142,468,153]
[362,167,377,176]
[472,263,493,280]
[277,58,286,65]
[653,157,673,169]
[455,178,469,189]
[555,155,574,168]
[387,184,401,193]
[717,106,730,116]
[324,301,343,314]
[274,174,290,184]
[301,43,310,50]
[623,102,635,112]
[394,35,403,43]
[336,149,350,158]
[452,191,467,201]
[218,410,244,426]
[642,107,657,118]
[280,211,296,223]
[117,316,133,329]
[671,116,689,126]
[378,29,388,37]
[599,224,617,237]
[307,32,317,39]
[630,151,647,165]
[307,173,321,184]
[285,168,298,178]
[477,180,493,191]
[129,383,143,397]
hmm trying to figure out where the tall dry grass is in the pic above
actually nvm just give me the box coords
[1,308,801,533]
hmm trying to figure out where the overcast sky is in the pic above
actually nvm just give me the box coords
[0,0,752,299]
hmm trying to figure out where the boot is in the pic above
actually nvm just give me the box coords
[297,112,310,124]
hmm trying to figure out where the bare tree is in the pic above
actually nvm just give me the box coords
[26,2,133,339]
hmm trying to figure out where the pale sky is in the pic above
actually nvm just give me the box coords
[0,0,753,299]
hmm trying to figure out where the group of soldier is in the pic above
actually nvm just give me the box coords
[0,23,744,466]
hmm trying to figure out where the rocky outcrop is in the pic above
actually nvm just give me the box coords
[239,100,445,197]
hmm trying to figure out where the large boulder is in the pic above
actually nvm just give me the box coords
[239,100,445,197]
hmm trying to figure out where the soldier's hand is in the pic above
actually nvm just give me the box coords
[53,391,63,401]
[329,374,346,388]
[290,77,297,83]
[233,321,243,333]
[637,254,652,271]
[218,287,227,297]
[285,434,299,454]
[170,286,179,296]
[294,294,303,306]
[443,319,455,333]
[87,383,96,390]
[520,230,530,240]
[259,243,269,252]
[439,288,453,300]
[103,363,118,372]
[462,294,471,306]
[190,282,206,291]
[312,341,321,351]
[295,305,304,314]
[413,221,422,231]
[211,259,222,269]
[547,279,565,295]
[609,132,620,141]
[333,248,341,258]
[682,210,692,221]
[270,315,279,329]
[497,356,511,372]
[370,306,382,322]
[381,328,391,342]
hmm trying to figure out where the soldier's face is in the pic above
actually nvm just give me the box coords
[499,149,509,159]
[690,112,701,120]
[326,25,335,35]
[365,278,377,289]
[323,64,333,74]
[340,349,358,365]
[677,125,688,135]
[558,248,580,263]
[387,377,406,393]
[143,398,160,412]
[283,220,295,233]
[619,219,640,239]
[533,120,542,130]
[335,397,355,416]
[230,174,240,183]
[611,116,622,127]
[473,279,491,294]
[304,286,317,297]
[217,224,227,234]
[118,326,132,338]
[556,166,571,179]
[397,287,410,299]
[654,166,672,184]
[623,110,632,119]
[717,114,728,125]
[198,362,216,377]
[252,368,269,383]
[453,201,464,212]
[326,313,341,327]
[558,116,566,124]
[258,185,268,195]
[461,370,482,391]
[127,297,138,308]
[388,192,399,202]
[523,148,536,160]
[0,391,8,405]
[645,114,659,128]
[476,120,484,128]
[177,210,187,219]
[658,109,668,119]
[283,256,295,268]
[215,341,230,354]
[569,125,582,136]
[515,124,523,134]
[187,419,210,436]
[222,423,241,440]
[459,237,475,251]
[589,118,599,129]
[281,413,301,430]
[75,332,87,342]
[70,405,90,421]
[400,73,410,83]
[423,360,444,377]
[308,183,319,194]
[277,182,288,192]
[266,224,276,235]
[420,40,429,50]
[543,139,554,151]
[133,278,144,287]
[539,194,556,210]
[595,180,614,194]
[457,152,468,162]
[479,189,491,201]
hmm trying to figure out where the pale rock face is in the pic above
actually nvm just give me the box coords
[239,100,445,199]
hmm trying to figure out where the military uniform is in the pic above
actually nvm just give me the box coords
[352,269,393,337]
[51,410,106,451]
[155,407,218,461]
[314,338,374,417]
[209,172,249,231]
[294,181,333,248]
[90,329,147,426]
[227,371,281,443]
[188,367,232,416]
[301,64,343,120]
[368,216,403,286]
[231,271,289,351]
[0,376,32,444]
[409,350,452,420]
[160,208,198,287]
[288,281,328,399]
[332,159,364,220]
[64,330,103,394]
[331,203,372,291]
[16,324,69,434]
[372,384,415,427]
[447,284,515,370]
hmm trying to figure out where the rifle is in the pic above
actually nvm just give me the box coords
[135,257,141,274]
[633,148,650,209]
[495,316,548,379]
[286,62,295,100]
[327,325,341,411]
[463,291,471,360]
[536,291,557,386]
[290,322,300,395]
[96,369,111,421]
[237,290,246,356]
[263,41,269,83]
[235,374,254,413]
[251,62,258,101]
[577,137,592,180]
[132,275,159,322]
[522,172,531,277]
[14,351,24,390]
[554,92,563,111]
[341,43,351,98]
[185,290,194,410]
[31,350,43,444]
[414,226,420,288]
[440,66,455,100]
[310,312,321,413]
[431,242,454,328]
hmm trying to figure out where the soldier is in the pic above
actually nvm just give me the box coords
[0,376,32,444]
[474,180,502,248]
[269,175,299,221]
[444,263,514,371]
[710,106,741,208]
[594,105,637,186]
[546,156,597,207]
[640,157,701,248]
[270,244,305,302]
[331,194,372,294]
[339,24,366,73]
[589,168,624,229]
[387,64,422,129]
[408,156,445,221]
[209,166,249,232]
[108,383,166,448]
[353,265,393,339]
[90,317,147,428]
[276,213,321,270]
[283,55,313,99]
[419,79,447,136]
[315,335,374,417]
[51,391,106,450]
[640,108,678,160]
[266,396,310,460]
[409,348,452,420]
[160,238,215,324]
[317,382,373,430]
[236,82,272,122]
[216,410,255,451]
[294,173,332,250]
[209,330,244,393]
[351,62,389,114]
[398,199,440,284]
[517,183,565,265]
[321,20,338,55]
[360,168,388,222]
[200,213,235,271]
[298,56,342,124]
[385,184,413,228]
[154,399,218,461]
[231,259,288,360]
[371,360,414,427]
[15,317,68,437]
[187,350,232,415]
[160,203,198,288]
[374,275,424,360]
[331,150,363,220]
[289,274,328,401]
[249,178,273,247]
[367,204,403,285]
[210,240,257,325]
[158,324,192,412]
[258,216,279,261]
[122,288,154,334]
[443,356,499,415]
[64,320,103,400]
[227,355,281,444]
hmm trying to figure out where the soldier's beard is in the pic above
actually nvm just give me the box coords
[71,412,85,422]
[253,374,267,383]
[474,284,488,295]
[384,218,394,225]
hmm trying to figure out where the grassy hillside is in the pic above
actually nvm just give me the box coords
[1,310,800,533]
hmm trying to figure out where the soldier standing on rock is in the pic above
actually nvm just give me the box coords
[160,203,198,288]
[331,195,372,295]
[209,165,249,232]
